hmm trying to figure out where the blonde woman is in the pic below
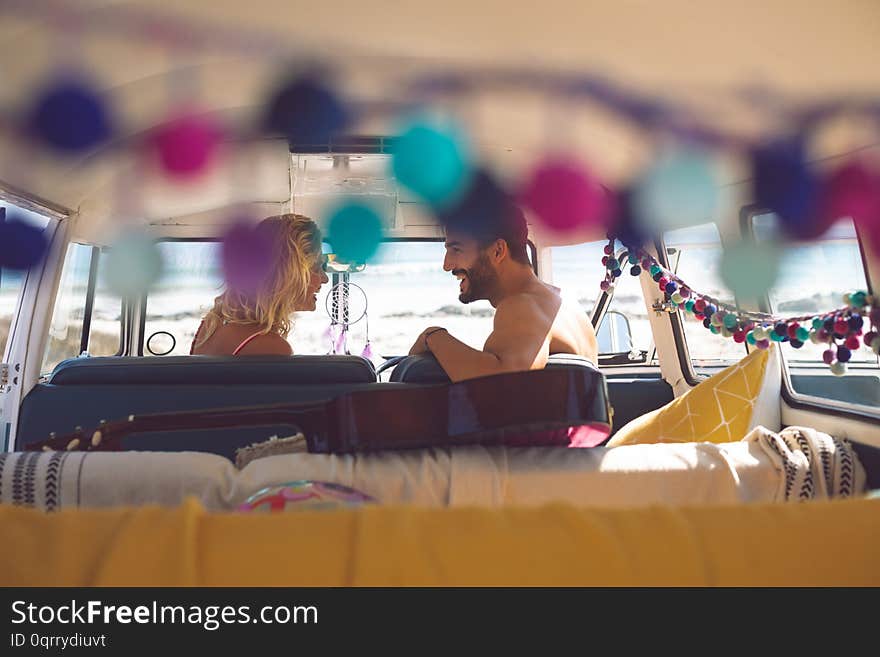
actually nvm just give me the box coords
[190,214,329,356]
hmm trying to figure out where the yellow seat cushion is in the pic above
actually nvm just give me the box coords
[607,346,779,446]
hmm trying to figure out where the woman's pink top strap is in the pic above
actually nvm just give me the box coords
[232,331,264,355]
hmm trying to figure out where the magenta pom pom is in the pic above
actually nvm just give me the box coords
[519,156,611,233]
[221,219,274,295]
[151,110,222,179]
[820,160,880,238]
[822,348,835,364]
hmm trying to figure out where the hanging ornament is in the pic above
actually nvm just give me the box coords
[262,73,350,146]
[391,117,472,208]
[150,109,223,179]
[519,154,611,233]
[327,203,385,265]
[817,160,880,240]
[718,240,781,299]
[632,148,722,234]
[0,211,49,271]
[24,73,112,154]
[103,231,164,298]
[751,138,819,239]
[220,218,275,295]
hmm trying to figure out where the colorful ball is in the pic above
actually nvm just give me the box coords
[851,291,868,308]
[25,75,112,153]
[795,326,810,342]
[606,257,620,270]
[520,155,611,233]
[865,331,877,347]
[0,214,48,270]
[632,148,721,234]
[664,281,677,294]
[746,331,757,345]
[723,314,738,330]
[263,74,350,146]
[671,292,683,304]
[630,265,642,276]
[684,299,695,313]
[756,339,771,350]
[733,330,746,343]
[774,322,788,336]
[830,361,847,376]
[719,240,781,299]
[600,280,611,291]
[751,138,818,238]
[836,346,852,362]
[103,232,164,298]
[238,481,375,512]
[845,335,861,350]
[822,348,835,365]
[151,110,222,179]
[694,299,707,313]
[834,319,849,335]
[603,244,614,255]
[393,117,472,208]
[790,339,804,349]
[221,219,275,295]
[704,304,717,317]
[819,160,880,241]
[327,203,385,264]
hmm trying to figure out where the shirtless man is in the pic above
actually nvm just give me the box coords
[409,187,598,382]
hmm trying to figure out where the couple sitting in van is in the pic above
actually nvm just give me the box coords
[191,202,598,381]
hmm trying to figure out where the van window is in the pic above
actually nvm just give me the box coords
[42,244,121,373]
[550,241,655,364]
[1,202,51,358]
[751,213,878,410]
[143,242,223,356]
[339,241,495,358]
[663,223,748,371]
[141,240,494,358]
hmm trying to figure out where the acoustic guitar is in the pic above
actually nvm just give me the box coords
[25,367,611,454]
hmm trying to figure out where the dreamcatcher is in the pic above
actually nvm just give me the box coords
[324,280,372,360]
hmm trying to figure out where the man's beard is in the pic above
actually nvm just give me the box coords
[456,253,497,303]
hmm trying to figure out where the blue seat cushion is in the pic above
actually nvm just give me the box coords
[48,355,377,386]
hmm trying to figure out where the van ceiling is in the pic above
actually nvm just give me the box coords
[1,0,879,228]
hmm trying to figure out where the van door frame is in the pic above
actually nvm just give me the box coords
[0,188,70,452]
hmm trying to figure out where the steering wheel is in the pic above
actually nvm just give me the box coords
[375,355,408,379]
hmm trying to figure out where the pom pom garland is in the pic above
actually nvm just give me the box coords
[600,234,878,376]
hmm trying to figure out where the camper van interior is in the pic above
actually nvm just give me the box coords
[1,0,879,587]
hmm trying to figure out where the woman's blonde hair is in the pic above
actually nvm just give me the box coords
[195,214,322,347]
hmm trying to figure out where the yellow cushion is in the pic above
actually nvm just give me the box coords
[607,346,777,446]
[2,498,878,586]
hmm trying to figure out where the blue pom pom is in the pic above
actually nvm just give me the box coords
[612,268,622,278]
[664,281,677,294]
[751,139,818,238]
[27,76,112,153]
[774,322,788,336]
[836,346,852,362]
[0,213,48,270]
[263,74,350,146]
[704,304,717,317]
[848,314,863,331]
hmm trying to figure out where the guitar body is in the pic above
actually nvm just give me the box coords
[26,367,611,455]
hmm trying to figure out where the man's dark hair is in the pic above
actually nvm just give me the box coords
[438,169,530,265]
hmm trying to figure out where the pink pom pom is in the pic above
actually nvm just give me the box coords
[822,348,835,364]
[820,161,880,234]
[519,156,611,232]
[151,110,222,179]
[600,280,611,291]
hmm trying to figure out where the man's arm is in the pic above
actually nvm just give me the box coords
[427,295,552,382]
